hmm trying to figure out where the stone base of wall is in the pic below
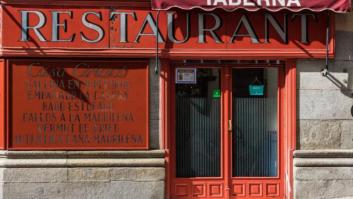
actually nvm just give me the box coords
[0,150,165,199]
[294,150,353,199]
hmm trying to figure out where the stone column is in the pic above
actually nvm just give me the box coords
[294,10,353,199]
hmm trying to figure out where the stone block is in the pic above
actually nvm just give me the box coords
[0,169,4,182]
[336,12,353,32]
[64,181,164,199]
[297,60,353,73]
[149,83,160,121]
[149,97,160,120]
[108,181,164,199]
[149,119,160,149]
[295,180,353,199]
[0,183,3,199]
[299,120,342,149]
[149,59,160,92]
[335,31,353,61]
[298,90,353,120]
[149,76,159,91]
[149,59,160,121]
[150,84,160,97]
[149,73,160,98]
[335,12,353,32]
[297,60,350,90]
[64,182,111,199]
[2,183,66,199]
[110,167,165,181]
[341,120,353,149]
[295,167,353,180]
[3,168,67,183]
[68,168,110,182]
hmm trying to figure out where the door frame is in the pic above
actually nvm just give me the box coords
[161,60,297,199]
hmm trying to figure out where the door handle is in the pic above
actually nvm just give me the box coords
[228,120,232,132]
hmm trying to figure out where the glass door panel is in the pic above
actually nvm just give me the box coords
[232,68,278,177]
[175,68,221,178]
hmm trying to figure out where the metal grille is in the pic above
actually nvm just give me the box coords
[232,98,278,177]
[176,98,221,177]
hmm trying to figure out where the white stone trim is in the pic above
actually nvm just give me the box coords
[294,150,353,167]
[294,150,353,158]
[0,150,165,168]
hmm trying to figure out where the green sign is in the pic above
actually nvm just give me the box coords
[213,89,221,98]
[249,85,264,96]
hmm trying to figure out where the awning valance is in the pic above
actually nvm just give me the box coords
[152,0,351,13]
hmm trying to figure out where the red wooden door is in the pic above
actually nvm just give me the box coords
[170,65,285,199]
[229,67,285,199]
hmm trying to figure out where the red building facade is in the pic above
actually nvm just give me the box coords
[0,0,351,199]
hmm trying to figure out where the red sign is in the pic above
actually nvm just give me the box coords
[9,60,149,149]
[152,0,351,13]
[1,6,334,58]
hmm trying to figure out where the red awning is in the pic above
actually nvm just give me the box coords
[152,0,351,13]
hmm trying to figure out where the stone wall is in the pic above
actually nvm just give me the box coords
[0,151,165,199]
[1,167,164,199]
[297,60,353,150]
[294,11,353,199]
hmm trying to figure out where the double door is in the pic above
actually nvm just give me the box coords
[170,66,285,199]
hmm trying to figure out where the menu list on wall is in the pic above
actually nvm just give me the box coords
[10,60,148,149]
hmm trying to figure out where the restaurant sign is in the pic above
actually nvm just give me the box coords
[9,60,149,149]
[1,6,333,58]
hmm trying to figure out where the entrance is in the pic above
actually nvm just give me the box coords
[170,64,285,199]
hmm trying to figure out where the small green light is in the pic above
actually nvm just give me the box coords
[212,89,221,98]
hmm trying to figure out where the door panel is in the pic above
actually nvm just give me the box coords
[231,68,283,199]
[231,179,283,198]
[232,68,278,178]
[172,68,223,198]
[175,68,221,178]
[172,179,226,198]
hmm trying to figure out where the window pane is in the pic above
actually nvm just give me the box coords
[232,68,278,177]
[175,68,221,177]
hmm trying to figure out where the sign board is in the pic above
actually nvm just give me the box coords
[0,6,334,58]
[249,85,265,96]
[176,68,197,84]
[9,60,149,149]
